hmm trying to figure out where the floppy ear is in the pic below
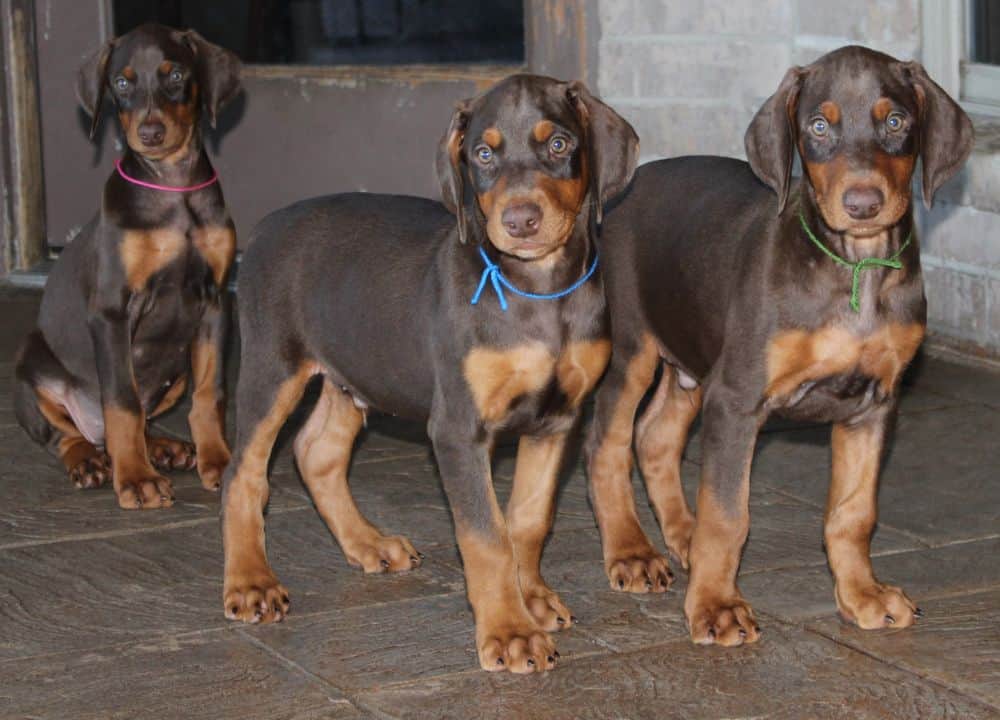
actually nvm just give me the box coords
[567,81,639,225]
[745,66,804,215]
[180,30,242,128]
[435,102,471,243]
[899,61,974,209]
[76,40,114,140]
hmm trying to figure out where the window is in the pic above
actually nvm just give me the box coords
[963,0,1000,108]
[112,0,525,66]
[922,0,1000,114]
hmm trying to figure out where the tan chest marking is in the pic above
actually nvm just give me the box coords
[557,339,611,408]
[766,323,925,400]
[464,343,556,424]
[120,229,186,291]
[192,225,237,287]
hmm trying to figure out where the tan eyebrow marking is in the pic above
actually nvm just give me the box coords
[532,120,555,142]
[482,127,503,148]
[819,100,841,124]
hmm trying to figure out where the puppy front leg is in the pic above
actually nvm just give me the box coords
[189,295,232,490]
[684,382,762,646]
[429,412,556,674]
[827,405,918,629]
[88,304,173,509]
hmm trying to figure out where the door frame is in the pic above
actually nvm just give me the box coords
[1,0,46,276]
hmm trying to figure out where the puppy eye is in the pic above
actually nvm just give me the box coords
[809,117,828,137]
[168,69,183,84]
[115,77,130,91]
[886,112,905,132]
[476,145,493,163]
[549,136,569,154]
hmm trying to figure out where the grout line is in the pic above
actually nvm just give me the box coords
[803,623,1000,714]
[0,624,236,669]
[760,483,935,550]
[0,504,309,552]
[236,629,400,720]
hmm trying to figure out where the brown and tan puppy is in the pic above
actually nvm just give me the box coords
[587,46,973,644]
[13,24,240,508]
[221,74,638,673]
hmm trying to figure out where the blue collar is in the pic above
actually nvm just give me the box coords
[470,245,599,312]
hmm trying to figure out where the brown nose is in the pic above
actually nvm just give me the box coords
[138,120,166,147]
[842,186,884,220]
[501,202,542,238]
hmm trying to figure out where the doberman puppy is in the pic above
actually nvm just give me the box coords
[221,74,637,673]
[587,46,973,645]
[13,24,241,509]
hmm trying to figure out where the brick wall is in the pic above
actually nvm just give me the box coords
[596,0,1000,357]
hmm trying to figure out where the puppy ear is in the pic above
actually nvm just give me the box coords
[567,81,639,225]
[180,30,242,128]
[899,61,974,209]
[76,40,114,140]
[745,66,804,215]
[436,102,471,244]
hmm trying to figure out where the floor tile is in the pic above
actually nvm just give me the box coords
[0,631,363,720]
[356,622,997,720]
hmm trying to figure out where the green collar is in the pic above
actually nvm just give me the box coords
[798,212,913,313]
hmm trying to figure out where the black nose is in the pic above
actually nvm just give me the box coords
[842,186,884,220]
[501,202,543,238]
[138,121,166,147]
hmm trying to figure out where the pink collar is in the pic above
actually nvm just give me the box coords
[115,158,219,193]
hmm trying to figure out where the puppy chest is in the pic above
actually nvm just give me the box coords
[765,323,925,406]
[463,339,611,426]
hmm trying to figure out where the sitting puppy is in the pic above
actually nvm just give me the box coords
[221,74,637,673]
[13,24,241,509]
[587,47,973,644]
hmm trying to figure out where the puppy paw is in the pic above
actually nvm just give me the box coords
[343,532,422,574]
[606,547,675,593]
[522,580,575,632]
[115,472,174,509]
[686,593,760,647]
[836,580,919,629]
[478,617,558,674]
[224,572,290,624]
[147,435,197,472]
[68,452,111,490]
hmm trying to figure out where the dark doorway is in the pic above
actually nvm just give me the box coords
[113,0,525,66]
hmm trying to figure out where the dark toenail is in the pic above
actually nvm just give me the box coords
[738,628,747,638]
[410,555,418,563]
[380,559,389,568]
[708,628,716,639]
[282,594,290,604]
[547,655,555,663]
[553,650,560,658]
[618,579,625,589]
[645,579,653,589]
[417,552,425,559]
[914,607,924,618]
[570,615,578,624]
[885,614,895,625]
[527,658,535,666]
[496,657,504,666]
[556,616,565,625]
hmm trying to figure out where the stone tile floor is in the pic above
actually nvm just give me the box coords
[1,285,998,719]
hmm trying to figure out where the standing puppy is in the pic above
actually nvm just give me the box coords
[14,24,240,509]
[222,75,637,673]
[587,47,972,644]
